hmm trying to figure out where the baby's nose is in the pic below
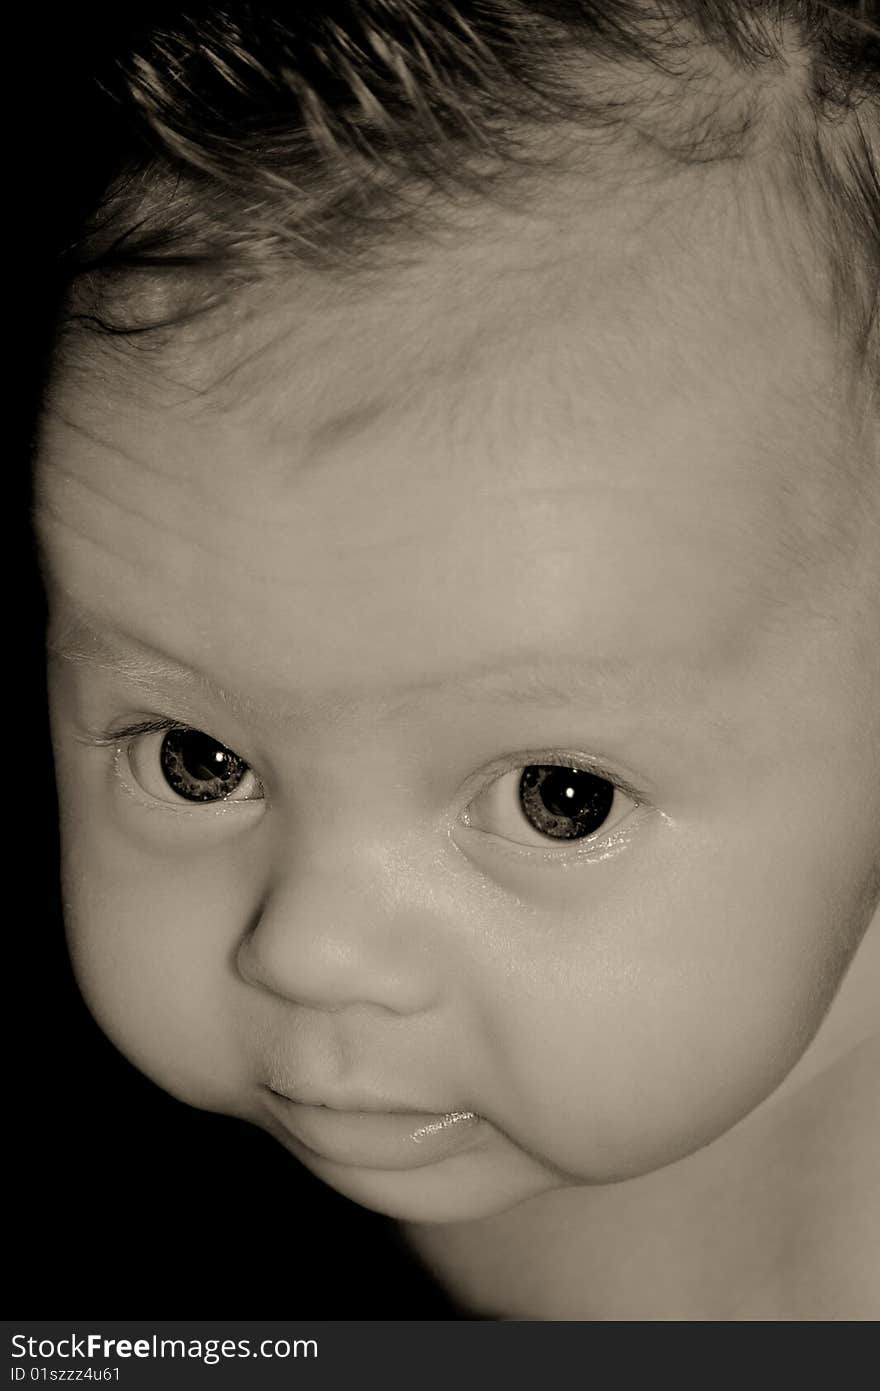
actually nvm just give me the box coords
[236,856,444,1016]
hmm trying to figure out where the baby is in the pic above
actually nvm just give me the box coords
[34,2,878,1319]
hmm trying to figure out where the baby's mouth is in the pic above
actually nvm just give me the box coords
[262,1088,487,1170]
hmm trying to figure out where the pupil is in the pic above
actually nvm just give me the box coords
[160,728,247,802]
[519,765,615,841]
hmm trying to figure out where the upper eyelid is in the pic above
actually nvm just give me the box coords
[76,716,184,748]
[457,750,649,810]
[79,717,261,773]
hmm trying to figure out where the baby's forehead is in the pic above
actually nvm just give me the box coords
[55,176,863,556]
[41,179,876,715]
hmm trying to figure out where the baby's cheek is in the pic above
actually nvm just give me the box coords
[494,978,816,1185]
[488,839,861,1182]
[58,795,260,1116]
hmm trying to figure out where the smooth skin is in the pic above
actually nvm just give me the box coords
[36,156,879,1318]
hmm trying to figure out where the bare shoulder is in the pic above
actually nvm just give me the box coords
[789,1031,880,1146]
[766,1033,880,1320]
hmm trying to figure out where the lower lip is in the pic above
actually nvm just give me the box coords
[264,1091,487,1170]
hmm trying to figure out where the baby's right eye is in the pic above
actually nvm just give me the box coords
[119,725,264,806]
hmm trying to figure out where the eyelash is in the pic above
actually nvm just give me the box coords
[83,719,650,857]
[86,717,186,748]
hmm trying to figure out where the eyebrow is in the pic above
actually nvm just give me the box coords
[48,618,260,719]
[47,607,725,735]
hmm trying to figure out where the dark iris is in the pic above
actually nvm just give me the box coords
[518,765,615,840]
[159,728,249,803]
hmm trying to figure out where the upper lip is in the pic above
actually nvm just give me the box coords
[265,1084,433,1115]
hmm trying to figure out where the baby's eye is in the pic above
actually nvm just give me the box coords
[123,726,264,805]
[464,763,635,848]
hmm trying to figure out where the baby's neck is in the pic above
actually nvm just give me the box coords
[404,1034,880,1320]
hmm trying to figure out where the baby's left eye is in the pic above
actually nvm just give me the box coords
[463,763,636,848]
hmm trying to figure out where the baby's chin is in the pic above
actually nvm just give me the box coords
[258,1117,563,1225]
[251,1108,742,1226]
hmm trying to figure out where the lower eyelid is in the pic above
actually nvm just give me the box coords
[455,813,646,866]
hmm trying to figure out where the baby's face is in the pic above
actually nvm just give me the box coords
[37,172,879,1223]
